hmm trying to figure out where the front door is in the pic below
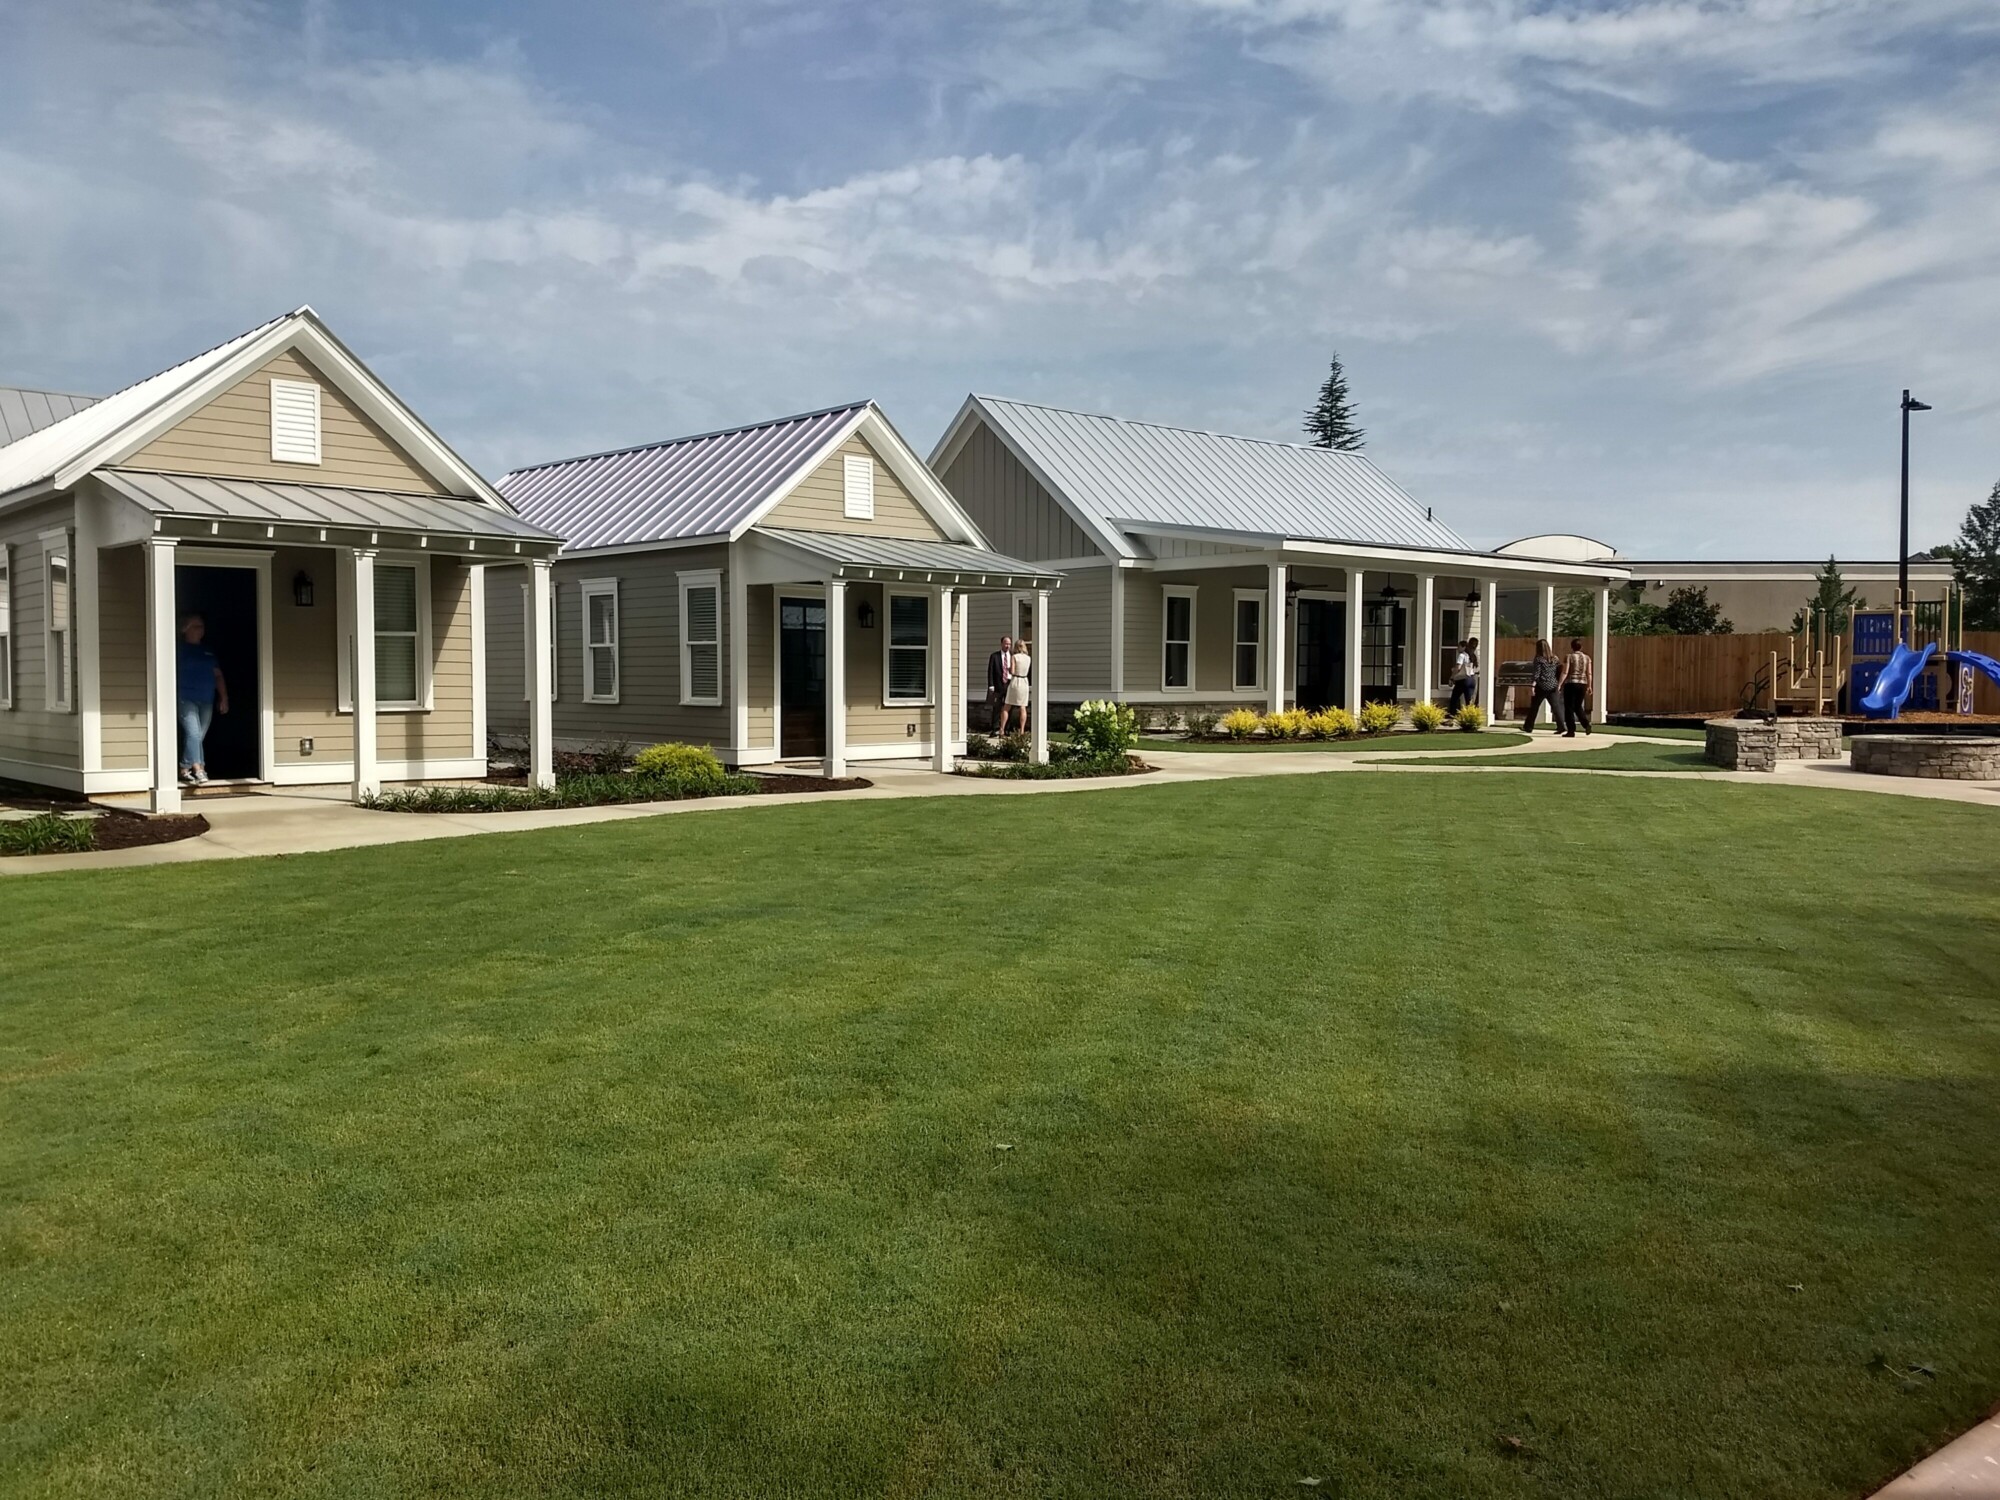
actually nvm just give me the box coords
[778,596,827,757]
[173,565,261,779]
[1361,600,1407,705]
[1295,598,1346,710]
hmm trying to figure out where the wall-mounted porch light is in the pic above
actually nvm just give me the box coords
[293,570,315,607]
[857,599,876,630]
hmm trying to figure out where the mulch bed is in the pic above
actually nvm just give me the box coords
[744,774,873,793]
[90,811,210,851]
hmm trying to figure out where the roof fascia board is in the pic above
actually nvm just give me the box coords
[926,394,985,476]
[1118,522,1631,582]
[946,397,1137,562]
[724,405,872,542]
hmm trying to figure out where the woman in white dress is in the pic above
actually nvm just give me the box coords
[1001,641,1032,735]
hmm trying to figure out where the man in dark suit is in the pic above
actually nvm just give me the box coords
[986,635,1013,732]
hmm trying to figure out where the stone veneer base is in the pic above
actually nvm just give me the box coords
[1705,717,1842,772]
[1851,736,2000,781]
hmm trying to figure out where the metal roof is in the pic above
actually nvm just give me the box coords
[959,396,1471,557]
[0,386,98,447]
[756,527,1062,584]
[500,402,870,551]
[98,469,560,546]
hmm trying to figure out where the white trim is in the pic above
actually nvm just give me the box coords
[1161,583,1197,693]
[525,560,554,790]
[1232,587,1266,692]
[337,552,432,712]
[882,587,933,707]
[1108,563,1125,700]
[0,540,11,709]
[729,559,749,752]
[927,397,1134,560]
[468,563,487,761]
[842,452,875,520]
[75,498,102,768]
[1114,523,1631,585]
[825,577,847,779]
[678,569,723,707]
[172,545,277,784]
[268,377,323,464]
[267,755,487,786]
[41,528,73,712]
[0,754,85,791]
[143,537,179,812]
[580,576,620,705]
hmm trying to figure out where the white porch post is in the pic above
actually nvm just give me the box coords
[468,563,488,764]
[1538,584,1556,647]
[347,548,379,800]
[1344,568,1365,713]
[955,589,968,742]
[525,558,554,789]
[1594,583,1612,724]
[1414,573,1436,706]
[144,537,181,814]
[75,502,102,776]
[1479,577,1499,722]
[825,578,847,779]
[933,587,954,772]
[1109,564,1126,701]
[1030,588,1050,763]
[728,558,749,766]
[1266,562,1287,714]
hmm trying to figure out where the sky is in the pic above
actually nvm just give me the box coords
[2,0,1997,557]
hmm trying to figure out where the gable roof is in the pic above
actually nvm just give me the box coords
[0,308,506,511]
[933,395,1472,560]
[499,401,986,553]
[0,386,99,447]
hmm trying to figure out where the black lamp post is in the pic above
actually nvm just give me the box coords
[1899,389,1931,641]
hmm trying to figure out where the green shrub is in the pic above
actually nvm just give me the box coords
[1359,701,1402,735]
[0,811,98,856]
[1454,704,1488,732]
[967,732,1029,762]
[1306,707,1356,741]
[1068,700,1141,761]
[960,756,1138,780]
[1261,708,1310,740]
[553,740,632,777]
[1127,704,1156,732]
[1220,707,1262,740]
[1185,710,1221,737]
[631,742,727,792]
[1158,707,1184,732]
[1409,699,1447,732]
[365,767,759,814]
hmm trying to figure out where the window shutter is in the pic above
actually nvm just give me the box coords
[686,585,720,702]
[270,378,323,464]
[842,454,874,520]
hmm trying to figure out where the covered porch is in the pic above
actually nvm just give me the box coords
[738,527,1063,775]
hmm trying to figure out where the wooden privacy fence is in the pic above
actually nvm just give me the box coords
[1494,632,2000,716]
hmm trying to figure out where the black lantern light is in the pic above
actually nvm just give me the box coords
[293,570,315,607]
[857,599,876,630]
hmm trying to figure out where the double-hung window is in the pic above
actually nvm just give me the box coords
[885,591,930,705]
[0,544,12,709]
[373,562,424,708]
[1233,590,1264,691]
[582,579,619,704]
[678,572,721,706]
[43,532,72,712]
[1162,586,1196,691]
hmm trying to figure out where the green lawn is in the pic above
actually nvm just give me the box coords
[1132,731,1531,754]
[5,777,2000,1499]
[1403,740,1725,772]
[1598,723,1709,740]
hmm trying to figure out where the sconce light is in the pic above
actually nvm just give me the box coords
[857,599,876,630]
[293,570,315,607]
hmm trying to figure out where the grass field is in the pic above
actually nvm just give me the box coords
[1404,740,1724,773]
[4,776,1999,1498]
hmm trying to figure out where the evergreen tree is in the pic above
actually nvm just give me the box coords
[1956,481,2000,629]
[1658,586,1732,635]
[1788,555,1865,634]
[1304,354,1365,451]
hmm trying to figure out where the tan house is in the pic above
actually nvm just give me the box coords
[485,402,1062,776]
[0,308,562,812]
[932,397,1630,720]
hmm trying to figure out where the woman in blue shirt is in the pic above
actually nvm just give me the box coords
[175,614,229,785]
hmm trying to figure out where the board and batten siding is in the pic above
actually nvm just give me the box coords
[122,349,452,496]
[940,420,1101,563]
[762,435,949,541]
[963,569,1108,701]
[0,498,81,772]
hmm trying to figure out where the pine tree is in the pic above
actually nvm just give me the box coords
[1789,555,1865,634]
[1957,481,2000,629]
[1304,354,1365,451]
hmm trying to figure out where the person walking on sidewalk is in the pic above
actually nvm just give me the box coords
[1523,638,1564,733]
[1558,636,1594,737]
[1448,637,1479,715]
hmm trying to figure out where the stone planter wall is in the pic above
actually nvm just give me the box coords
[1852,737,2000,781]
[1705,717,1841,771]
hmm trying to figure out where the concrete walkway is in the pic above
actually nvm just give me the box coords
[4,729,1993,876]
[1871,1410,2000,1498]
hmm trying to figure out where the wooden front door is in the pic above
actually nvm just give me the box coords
[778,596,827,757]
[1295,598,1346,710]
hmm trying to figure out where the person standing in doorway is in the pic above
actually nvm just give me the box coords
[985,634,1013,733]
[176,613,229,784]
[1448,637,1479,714]
[1524,638,1564,733]
[1001,638,1033,737]
[1559,636,1594,737]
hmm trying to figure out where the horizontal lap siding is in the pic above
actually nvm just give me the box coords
[271,546,348,761]
[836,582,964,748]
[1124,566,1276,697]
[764,435,949,540]
[485,566,527,736]
[122,350,451,495]
[747,584,774,745]
[940,421,1100,561]
[98,546,148,769]
[0,498,80,770]
[378,560,474,764]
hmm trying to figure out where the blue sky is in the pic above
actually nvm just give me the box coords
[3,0,1997,556]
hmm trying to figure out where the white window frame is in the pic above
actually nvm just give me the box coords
[1161,585,1197,693]
[842,453,875,521]
[521,578,559,701]
[883,588,933,707]
[0,542,12,710]
[337,555,432,713]
[1232,588,1265,692]
[42,529,73,713]
[581,577,620,705]
[678,569,723,707]
[269,378,323,465]
[1438,603,1466,686]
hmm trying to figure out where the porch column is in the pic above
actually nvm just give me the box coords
[1030,588,1051,764]
[1414,573,1436,706]
[525,558,555,790]
[1594,583,1612,723]
[825,577,847,779]
[932,587,954,772]
[144,537,181,814]
[1538,584,1556,647]
[1109,565,1126,700]
[347,548,379,800]
[1479,577,1499,722]
[1344,568,1365,713]
[1266,562,1287,714]
[728,558,750,765]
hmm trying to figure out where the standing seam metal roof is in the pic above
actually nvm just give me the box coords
[965,397,1470,555]
[98,470,559,544]
[499,403,869,550]
[755,527,1059,582]
[0,386,99,447]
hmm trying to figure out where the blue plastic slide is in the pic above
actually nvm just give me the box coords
[1860,641,1936,718]
[1947,650,2000,692]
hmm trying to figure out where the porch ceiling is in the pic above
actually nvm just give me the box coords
[98,468,562,556]
[752,526,1063,589]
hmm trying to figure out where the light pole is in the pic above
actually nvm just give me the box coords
[1899,389,1931,641]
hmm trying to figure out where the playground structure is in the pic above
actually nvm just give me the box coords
[1761,605,1844,716]
[1852,585,2000,719]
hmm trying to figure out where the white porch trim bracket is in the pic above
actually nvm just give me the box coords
[143,536,181,814]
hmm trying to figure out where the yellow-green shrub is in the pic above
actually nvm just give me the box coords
[632,741,728,790]
[1306,707,1356,740]
[1220,708,1262,740]
[1261,708,1309,740]
[1409,699,1447,732]
[1358,701,1402,735]
[1454,704,1488,732]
